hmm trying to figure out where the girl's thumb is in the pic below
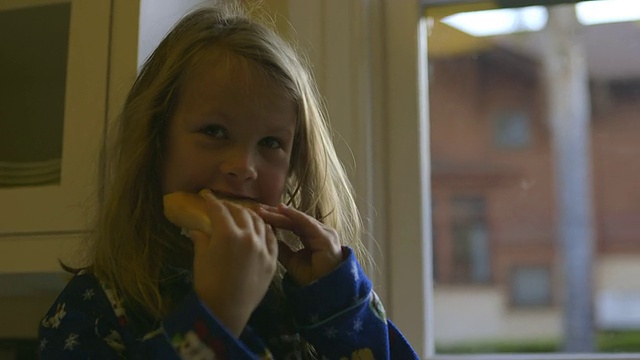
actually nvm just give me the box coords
[188,229,209,254]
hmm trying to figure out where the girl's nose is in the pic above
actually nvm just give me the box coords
[221,149,258,181]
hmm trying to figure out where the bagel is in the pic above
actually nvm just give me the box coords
[163,190,260,235]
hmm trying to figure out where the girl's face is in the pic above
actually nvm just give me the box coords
[162,51,296,206]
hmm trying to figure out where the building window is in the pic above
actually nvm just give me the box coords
[493,109,532,149]
[511,265,552,307]
[451,197,491,283]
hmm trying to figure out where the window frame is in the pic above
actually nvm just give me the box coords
[385,0,640,359]
[278,0,640,358]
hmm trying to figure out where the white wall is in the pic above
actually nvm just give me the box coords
[270,0,430,357]
[138,0,210,68]
[596,255,640,329]
[434,286,562,344]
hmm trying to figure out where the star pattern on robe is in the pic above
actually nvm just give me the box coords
[350,262,359,282]
[82,288,95,301]
[64,333,79,351]
[353,318,363,333]
[323,327,338,339]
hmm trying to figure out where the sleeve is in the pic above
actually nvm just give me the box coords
[40,272,275,359]
[162,290,274,359]
[38,273,135,359]
[282,247,420,360]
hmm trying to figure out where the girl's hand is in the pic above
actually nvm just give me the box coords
[257,204,344,286]
[189,190,278,337]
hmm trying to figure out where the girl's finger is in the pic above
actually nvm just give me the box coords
[222,200,253,233]
[278,204,321,226]
[265,226,278,257]
[247,208,266,241]
[200,189,236,230]
[189,229,211,258]
[258,204,321,236]
[256,207,296,230]
[258,204,279,212]
[277,205,341,253]
[225,201,268,241]
[261,204,340,253]
[275,204,325,238]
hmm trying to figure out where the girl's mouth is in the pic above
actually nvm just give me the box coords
[210,190,260,209]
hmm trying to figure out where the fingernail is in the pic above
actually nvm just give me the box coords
[259,203,275,211]
[199,189,215,200]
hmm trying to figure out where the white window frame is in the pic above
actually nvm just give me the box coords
[280,0,640,359]
[288,0,431,354]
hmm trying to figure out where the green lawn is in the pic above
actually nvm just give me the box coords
[436,331,640,354]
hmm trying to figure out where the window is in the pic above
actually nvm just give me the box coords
[493,109,532,149]
[424,0,640,356]
[510,265,552,307]
[340,0,640,357]
[451,197,491,283]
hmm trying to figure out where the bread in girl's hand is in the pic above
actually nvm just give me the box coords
[163,191,212,235]
[163,190,260,235]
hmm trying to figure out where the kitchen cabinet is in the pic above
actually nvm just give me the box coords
[0,0,110,234]
[0,0,209,341]
[0,0,209,273]
[0,0,110,272]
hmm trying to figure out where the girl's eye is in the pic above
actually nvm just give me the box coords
[259,136,283,149]
[202,125,227,139]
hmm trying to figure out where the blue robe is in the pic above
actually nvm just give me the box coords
[39,247,418,359]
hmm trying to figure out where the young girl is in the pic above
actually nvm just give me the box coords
[39,3,418,359]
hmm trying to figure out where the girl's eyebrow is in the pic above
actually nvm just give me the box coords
[261,123,295,142]
[267,125,294,136]
[206,111,233,122]
[201,110,294,136]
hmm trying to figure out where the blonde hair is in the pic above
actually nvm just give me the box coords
[91,2,368,325]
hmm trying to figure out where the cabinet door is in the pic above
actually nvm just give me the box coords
[0,0,110,235]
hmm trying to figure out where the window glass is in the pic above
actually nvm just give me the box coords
[451,197,491,283]
[427,0,640,354]
[511,265,552,307]
[0,3,70,188]
[493,109,532,149]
